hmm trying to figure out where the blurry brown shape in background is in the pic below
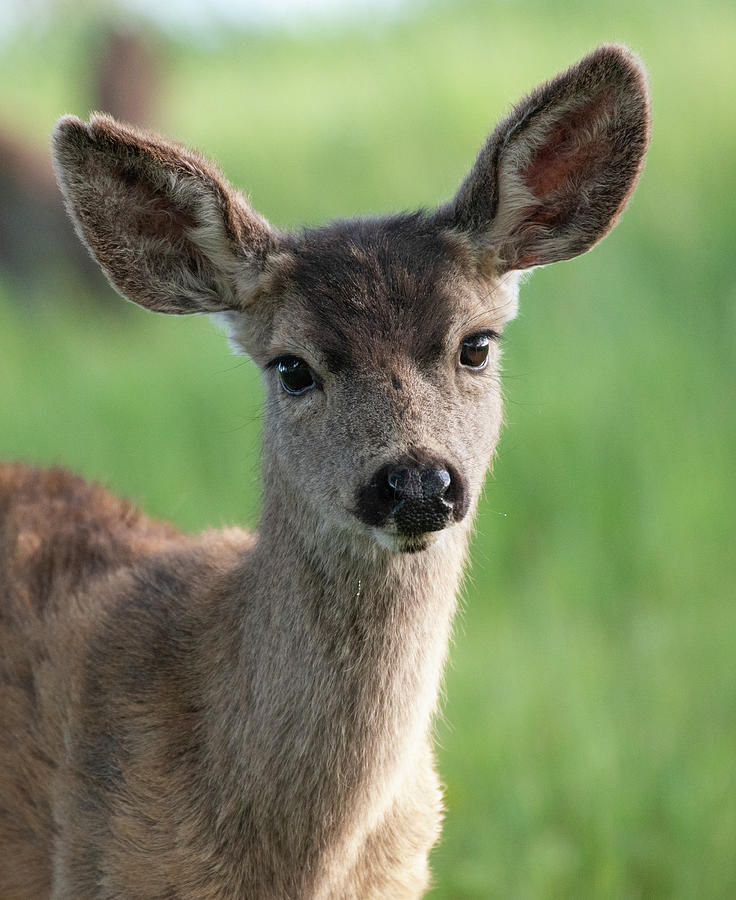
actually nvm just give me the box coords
[0,26,159,306]
[95,28,157,128]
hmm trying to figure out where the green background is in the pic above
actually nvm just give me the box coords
[2,1,735,896]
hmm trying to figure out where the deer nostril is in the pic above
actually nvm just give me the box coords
[422,468,452,501]
[385,466,453,504]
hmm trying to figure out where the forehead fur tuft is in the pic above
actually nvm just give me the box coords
[271,213,503,371]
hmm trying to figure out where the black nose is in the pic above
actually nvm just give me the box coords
[355,454,467,536]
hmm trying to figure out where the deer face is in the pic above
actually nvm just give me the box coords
[230,218,517,552]
[52,46,650,553]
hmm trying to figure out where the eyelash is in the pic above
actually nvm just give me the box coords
[471,329,501,342]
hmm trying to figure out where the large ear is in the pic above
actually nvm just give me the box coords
[52,114,279,313]
[445,45,651,273]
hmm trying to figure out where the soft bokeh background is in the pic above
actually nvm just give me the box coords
[2,0,735,896]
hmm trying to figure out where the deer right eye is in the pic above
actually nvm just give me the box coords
[275,356,316,395]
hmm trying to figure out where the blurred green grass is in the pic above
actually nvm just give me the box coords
[2,1,736,896]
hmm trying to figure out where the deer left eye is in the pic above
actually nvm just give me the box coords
[459,332,497,370]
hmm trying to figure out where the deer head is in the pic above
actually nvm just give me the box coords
[52,44,650,556]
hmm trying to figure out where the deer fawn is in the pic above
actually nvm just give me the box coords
[0,45,650,898]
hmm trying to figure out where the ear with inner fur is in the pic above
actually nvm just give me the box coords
[444,44,651,273]
[52,114,278,314]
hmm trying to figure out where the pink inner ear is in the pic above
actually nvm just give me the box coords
[115,163,197,243]
[522,89,614,203]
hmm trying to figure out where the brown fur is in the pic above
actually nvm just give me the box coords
[1,46,650,898]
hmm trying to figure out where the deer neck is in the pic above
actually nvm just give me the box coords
[253,477,469,733]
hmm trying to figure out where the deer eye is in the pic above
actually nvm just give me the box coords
[275,356,316,395]
[459,332,497,370]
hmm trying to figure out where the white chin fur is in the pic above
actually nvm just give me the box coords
[371,528,446,554]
